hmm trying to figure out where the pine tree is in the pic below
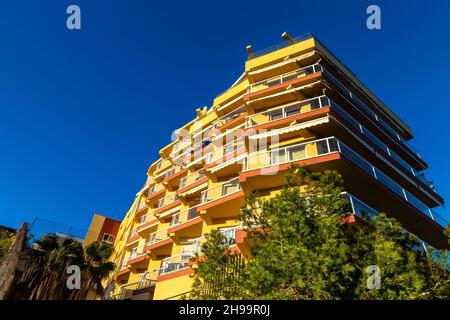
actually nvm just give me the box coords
[190,165,449,300]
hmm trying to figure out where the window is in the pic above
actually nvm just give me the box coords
[102,233,115,244]
[269,111,283,121]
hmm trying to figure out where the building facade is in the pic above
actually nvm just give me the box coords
[83,213,121,248]
[106,33,448,300]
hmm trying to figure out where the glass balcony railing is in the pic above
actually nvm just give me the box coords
[249,33,313,59]
[147,183,165,197]
[139,213,155,225]
[200,177,242,203]
[128,245,146,262]
[145,227,170,247]
[245,95,329,128]
[213,105,247,130]
[243,136,448,228]
[326,98,436,192]
[244,137,339,171]
[178,169,206,189]
[343,192,431,251]
[157,193,178,209]
[337,141,448,228]
[113,272,156,300]
[248,63,323,93]
[206,137,245,164]
[171,206,200,227]
[127,228,138,240]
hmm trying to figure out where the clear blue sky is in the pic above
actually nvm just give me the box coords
[1,0,449,235]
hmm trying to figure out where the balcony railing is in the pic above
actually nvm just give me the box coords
[139,213,155,225]
[171,206,200,227]
[147,183,164,197]
[206,137,245,164]
[244,137,339,171]
[128,245,146,262]
[128,228,138,240]
[178,169,206,189]
[243,136,448,229]
[245,95,329,128]
[200,177,241,203]
[344,192,431,251]
[157,193,178,209]
[112,272,156,300]
[145,227,170,247]
[249,33,313,59]
[248,63,322,93]
[327,98,436,193]
[213,105,247,130]
[337,140,448,228]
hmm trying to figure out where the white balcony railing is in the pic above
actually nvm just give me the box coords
[248,63,323,93]
[145,227,170,247]
[178,169,206,189]
[171,206,200,227]
[200,177,241,203]
[245,95,329,128]
[157,193,178,209]
[244,137,339,171]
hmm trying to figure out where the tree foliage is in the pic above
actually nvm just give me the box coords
[10,236,115,300]
[190,165,450,300]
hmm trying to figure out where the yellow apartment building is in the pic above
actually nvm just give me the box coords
[103,33,448,300]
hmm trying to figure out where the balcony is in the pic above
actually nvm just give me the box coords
[155,193,181,215]
[136,213,158,233]
[247,63,323,95]
[126,228,140,246]
[169,206,202,237]
[144,227,173,255]
[135,199,149,216]
[199,177,245,219]
[146,183,166,205]
[127,245,148,265]
[111,273,156,300]
[244,137,339,173]
[178,169,206,189]
[245,95,330,129]
[212,105,247,131]
[205,137,246,168]
[156,251,196,280]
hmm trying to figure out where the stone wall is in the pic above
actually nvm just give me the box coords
[0,223,28,299]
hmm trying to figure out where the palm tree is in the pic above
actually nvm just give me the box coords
[11,234,115,300]
[81,241,116,299]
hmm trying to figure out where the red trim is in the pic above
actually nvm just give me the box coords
[143,238,173,252]
[135,205,149,216]
[204,148,246,169]
[244,72,322,101]
[146,188,165,201]
[154,200,182,215]
[168,216,202,234]
[215,113,247,132]
[156,268,194,282]
[126,235,140,245]
[116,268,130,278]
[176,177,208,195]
[239,152,342,183]
[244,107,330,133]
[197,190,245,211]
[128,255,149,265]
[136,218,159,232]
[163,168,188,184]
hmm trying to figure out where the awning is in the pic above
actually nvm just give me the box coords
[249,116,330,140]
[246,80,322,105]
[248,51,317,76]
[158,205,182,219]
[178,182,208,197]
[210,153,247,174]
